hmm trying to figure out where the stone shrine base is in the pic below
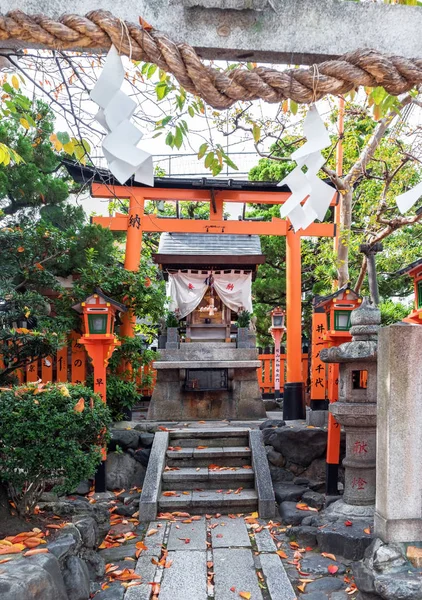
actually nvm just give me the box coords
[147,343,266,420]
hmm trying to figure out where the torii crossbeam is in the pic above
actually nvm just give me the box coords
[86,175,336,390]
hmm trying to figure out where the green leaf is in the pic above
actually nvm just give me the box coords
[290,100,298,116]
[162,115,172,126]
[174,126,183,150]
[57,131,71,145]
[156,82,169,101]
[188,106,195,118]
[204,152,214,169]
[147,63,158,79]
[224,156,239,170]
[198,143,208,160]
[252,123,261,144]
[371,86,387,106]
[165,131,174,147]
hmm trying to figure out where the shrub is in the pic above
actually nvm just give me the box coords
[236,310,252,328]
[104,375,140,421]
[165,311,179,328]
[0,382,111,515]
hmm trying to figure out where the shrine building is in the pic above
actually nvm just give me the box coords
[148,232,267,420]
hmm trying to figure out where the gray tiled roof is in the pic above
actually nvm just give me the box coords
[157,233,262,256]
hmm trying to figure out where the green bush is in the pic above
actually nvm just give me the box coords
[165,311,179,328]
[0,382,111,515]
[103,375,140,421]
[236,310,252,328]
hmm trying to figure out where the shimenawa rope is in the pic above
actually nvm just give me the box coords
[0,9,421,109]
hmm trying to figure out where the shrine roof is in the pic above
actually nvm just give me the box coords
[395,257,422,277]
[157,232,262,256]
[63,159,292,193]
[154,233,265,270]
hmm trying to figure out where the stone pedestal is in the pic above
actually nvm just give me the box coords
[166,327,179,349]
[320,298,380,518]
[375,323,422,543]
[147,342,266,420]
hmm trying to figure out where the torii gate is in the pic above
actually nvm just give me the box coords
[90,178,336,397]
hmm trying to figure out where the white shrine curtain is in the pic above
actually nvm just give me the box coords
[212,272,252,314]
[167,270,253,318]
[167,272,208,319]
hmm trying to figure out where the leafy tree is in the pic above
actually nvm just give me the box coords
[0,90,70,218]
[248,104,422,342]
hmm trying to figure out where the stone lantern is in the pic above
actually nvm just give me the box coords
[320,297,380,517]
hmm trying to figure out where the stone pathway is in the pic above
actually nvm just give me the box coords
[122,515,296,600]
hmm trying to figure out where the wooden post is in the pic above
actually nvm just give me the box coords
[121,193,144,338]
[284,224,304,419]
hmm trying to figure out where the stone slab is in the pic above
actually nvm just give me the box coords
[171,428,250,438]
[210,516,251,547]
[124,555,159,600]
[159,550,208,600]
[192,489,257,508]
[142,522,166,556]
[375,324,422,543]
[154,360,261,369]
[139,431,169,522]
[159,491,192,509]
[254,527,277,553]
[167,448,193,458]
[213,547,263,600]
[163,467,208,481]
[259,552,297,600]
[167,518,207,550]
[249,429,276,519]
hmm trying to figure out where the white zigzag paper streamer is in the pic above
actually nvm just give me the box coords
[396,181,422,215]
[278,106,334,232]
[90,46,153,186]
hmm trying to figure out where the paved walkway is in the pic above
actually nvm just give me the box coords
[123,515,296,600]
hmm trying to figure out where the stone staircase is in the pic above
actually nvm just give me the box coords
[139,428,275,520]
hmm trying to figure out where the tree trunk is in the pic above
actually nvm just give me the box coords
[337,187,352,287]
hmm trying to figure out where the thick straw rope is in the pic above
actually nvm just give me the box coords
[0,9,421,109]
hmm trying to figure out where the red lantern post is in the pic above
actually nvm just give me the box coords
[73,289,127,492]
[269,308,286,402]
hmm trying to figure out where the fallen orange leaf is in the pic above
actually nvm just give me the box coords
[321,552,336,561]
[196,446,208,450]
[276,550,287,559]
[239,593,251,599]
[297,583,307,593]
[146,529,158,537]
[73,398,85,413]
[364,527,371,534]
[23,548,49,557]
[328,564,339,575]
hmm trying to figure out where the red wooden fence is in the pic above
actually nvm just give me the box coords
[6,340,310,398]
[257,353,309,395]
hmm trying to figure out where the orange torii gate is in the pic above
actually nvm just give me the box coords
[88,176,336,405]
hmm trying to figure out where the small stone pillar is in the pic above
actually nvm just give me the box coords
[375,323,422,542]
[320,298,380,517]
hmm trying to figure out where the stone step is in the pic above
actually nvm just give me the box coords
[172,436,249,448]
[158,488,258,515]
[166,446,252,468]
[167,446,251,460]
[170,428,250,439]
[162,466,255,490]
